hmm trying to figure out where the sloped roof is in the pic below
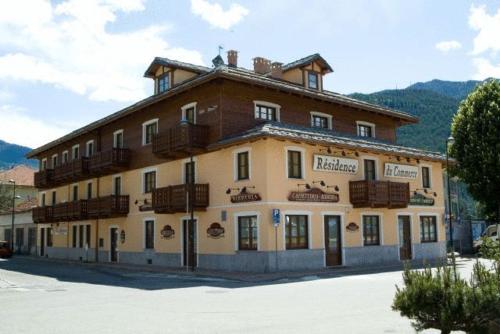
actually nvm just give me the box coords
[282,53,333,73]
[0,165,36,186]
[144,57,211,78]
[212,122,446,162]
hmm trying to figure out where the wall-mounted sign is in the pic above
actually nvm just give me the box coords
[288,187,339,203]
[409,193,435,206]
[230,189,262,203]
[313,155,359,175]
[272,209,280,226]
[139,204,153,212]
[120,230,126,244]
[346,222,359,232]
[160,225,175,239]
[207,222,225,238]
[384,163,418,179]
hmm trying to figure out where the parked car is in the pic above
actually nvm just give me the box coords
[0,241,13,258]
[473,224,499,253]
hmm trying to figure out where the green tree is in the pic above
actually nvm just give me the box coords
[0,183,11,213]
[450,80,500,220]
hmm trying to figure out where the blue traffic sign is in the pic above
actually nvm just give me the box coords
[272,209,280,226]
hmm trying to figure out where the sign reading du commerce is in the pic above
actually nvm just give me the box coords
[384,163,418,179]
[313,155,359,174]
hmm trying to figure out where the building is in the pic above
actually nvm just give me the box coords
[27,52,446,271]
[0,165,38,254]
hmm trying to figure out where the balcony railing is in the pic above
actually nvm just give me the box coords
[349,180,410,208]
[52,158,89,184]
[88,148,130,175]
[52,200,88,222]
[87,195,129,218]
[34,169,54,189]
[152,123,209,158]
[32,206,53,224]
[152,184,209,213]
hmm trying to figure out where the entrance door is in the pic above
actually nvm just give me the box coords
[40,228,45,256]
[324,215,342,266]
[183,219,197,268]
[398,216,412,260]
[110,228,118,262]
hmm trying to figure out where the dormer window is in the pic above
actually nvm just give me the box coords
[157,73,169,93]
[357,121,375,138]
[310,112,332,130]
[308,71,318,90]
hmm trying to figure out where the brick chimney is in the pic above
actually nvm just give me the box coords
[271,62,283,79]
[253,57,271,74]
[227,50,238,67]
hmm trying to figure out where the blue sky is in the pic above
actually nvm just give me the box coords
[0,0,499,148]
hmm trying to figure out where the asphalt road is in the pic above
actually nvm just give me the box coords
[0,256,480,334]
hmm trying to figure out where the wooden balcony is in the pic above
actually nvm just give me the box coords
[88,148,130,175]
[152,184,209,213]
[52,158,89,184]
[87,195,129,218]
[152,123,209,159]
[34,169,54,189]
[349,180,410,208]
[52,201,88,222]
[32,206,53,224]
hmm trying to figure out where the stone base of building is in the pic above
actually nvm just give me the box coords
[413,241,447,262]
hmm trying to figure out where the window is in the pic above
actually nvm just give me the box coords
[86,141,94,157]
[255,104,277,121]
[143,171,156,193]
[113,130,124,148]
[236,151,249,180]
[420,216,437,242]
[311,114,330,129]
[72,185,78,202]
[46,228,53,247]
[364,159,376,181]
[41,193,46,207]
[72,145,80,160]
[363,215,380,246]
[287,150,303,179]
[51,191,56,205]
[51,154,58,168]
[144,220,155,249]
[113,176,122,195]
[4,229,11,245]
[85,225,91,248]
[86,182,93,199]
[422,166,431,188]
[357,122,375,138]
[62,151,69,164]
[308,71,318,90]
[79,225,84,248]
[285,215,308,249]
[41,158,47,171]
[142,119,158,145]
[181,103,197,124]
[28,228,36,250]
[72,225,77,248]
[184,161,195,184]
[157,73,169,93]
[238,216,258,250]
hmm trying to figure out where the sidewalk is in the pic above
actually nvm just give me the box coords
[22,255,447,283]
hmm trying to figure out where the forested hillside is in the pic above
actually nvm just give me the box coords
[0,139,36,169]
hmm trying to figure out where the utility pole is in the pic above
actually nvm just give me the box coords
[8,179,16,254]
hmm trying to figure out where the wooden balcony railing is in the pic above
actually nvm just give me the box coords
[34,169,54,189]
[52,158,89,184]
[32,206,53,224]
[152,184,209,213]
[52,200,88,222]
[349,180,410,208]
[87,195,129,218]
[152,123,209,158]
[88,148,130,175]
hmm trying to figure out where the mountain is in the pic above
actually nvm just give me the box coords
[349,79,487,152]
[0,139,37,170]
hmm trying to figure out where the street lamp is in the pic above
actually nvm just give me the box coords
[445,136,455,253]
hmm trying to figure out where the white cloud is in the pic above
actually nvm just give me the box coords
[190,0,249,30]
[0,105,72,148]
[435,40,462,53]
[469,4,500,55]
[471,58,500,80]
[0,0,204,102]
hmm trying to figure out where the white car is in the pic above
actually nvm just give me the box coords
[473,224,499,252]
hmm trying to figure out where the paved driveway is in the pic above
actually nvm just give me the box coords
[0,256,480,334]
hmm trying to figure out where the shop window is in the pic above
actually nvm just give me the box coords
[363,215,380,246]
[420,216,437,242]
[238,216,258,250]
[285,215,308,249]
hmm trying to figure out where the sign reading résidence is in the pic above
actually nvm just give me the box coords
[384,163,418,179]
[313,155,359,175]
[288,187,339,203]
